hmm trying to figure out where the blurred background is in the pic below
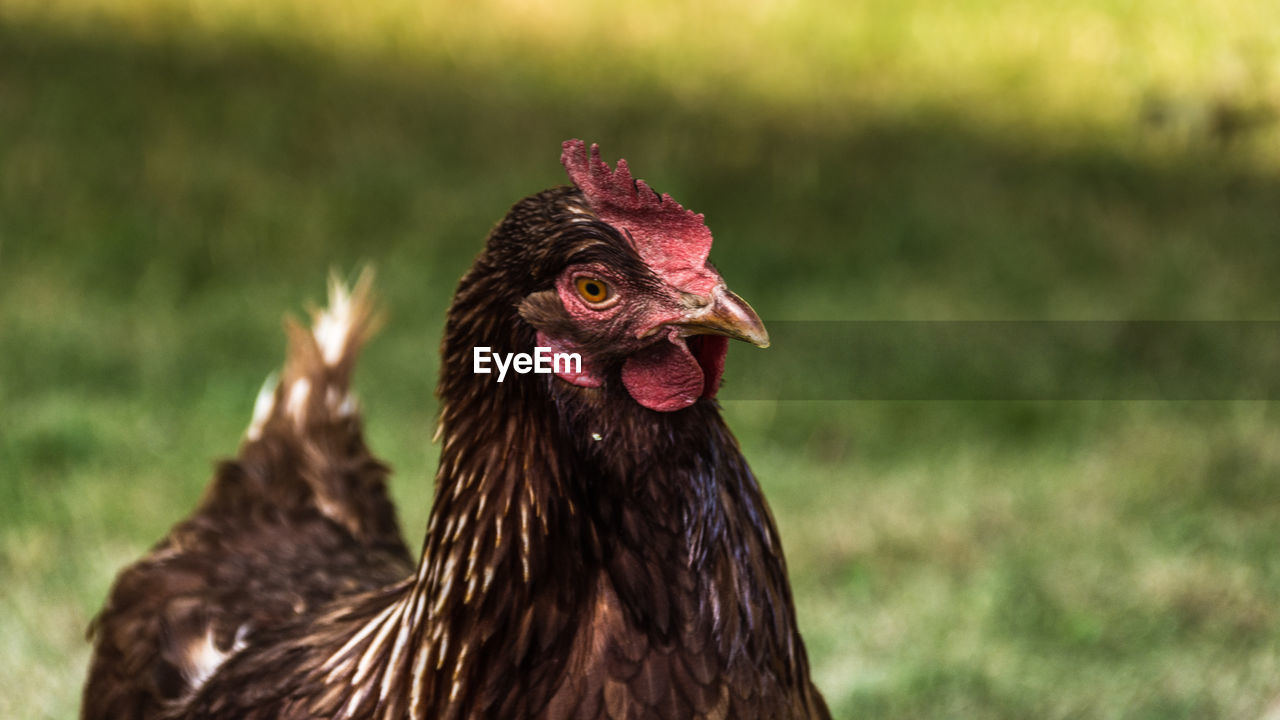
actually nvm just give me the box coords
[3,1,1280,717]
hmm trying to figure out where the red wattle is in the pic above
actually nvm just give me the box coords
[621,336,705,412]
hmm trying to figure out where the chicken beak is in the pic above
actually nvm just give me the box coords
[675,285,771,349]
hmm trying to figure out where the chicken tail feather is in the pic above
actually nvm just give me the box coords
[235,267,402,545]
[247,268,382,443]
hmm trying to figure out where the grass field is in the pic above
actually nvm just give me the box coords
[3,1,1280,717]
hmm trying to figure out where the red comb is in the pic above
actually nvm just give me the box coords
[561,140,716,290]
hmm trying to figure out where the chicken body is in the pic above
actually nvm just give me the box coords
[83,142,830,719]
[82,274,413,719]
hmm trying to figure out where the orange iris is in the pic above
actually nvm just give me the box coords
[575,277,609,304]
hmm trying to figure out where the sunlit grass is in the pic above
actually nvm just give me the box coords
[5,0,1280,153]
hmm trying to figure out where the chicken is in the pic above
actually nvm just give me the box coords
[82,140,830,719]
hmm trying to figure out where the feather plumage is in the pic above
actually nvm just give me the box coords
[82,144,828,720]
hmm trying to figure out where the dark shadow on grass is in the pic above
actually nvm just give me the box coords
[5,18,1280,408]
[5,17,1280,430]
[4,17,1280,317]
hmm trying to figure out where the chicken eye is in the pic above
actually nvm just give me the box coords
[574,277,611,305]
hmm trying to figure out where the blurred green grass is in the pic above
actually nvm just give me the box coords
[2,1,1280,718]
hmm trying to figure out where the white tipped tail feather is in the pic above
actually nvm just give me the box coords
[245,373,279,442]
[238,267,386,538]
[244,268,381,441]
[314,273,358,366]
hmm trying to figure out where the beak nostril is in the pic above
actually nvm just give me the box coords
[681,292,713,310]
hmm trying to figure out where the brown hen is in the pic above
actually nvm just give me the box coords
[82,140,830,720]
